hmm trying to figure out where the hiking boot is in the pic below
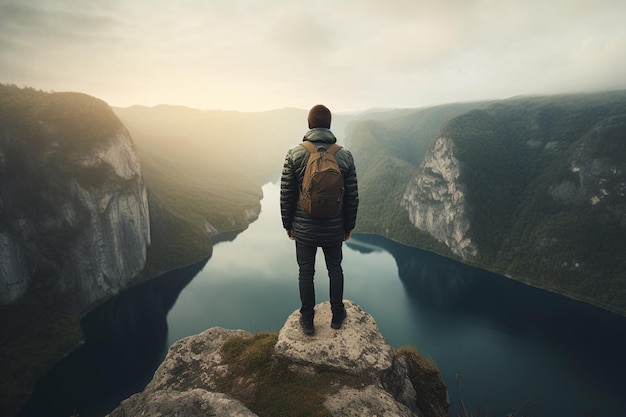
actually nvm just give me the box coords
[331,308,347,329]
[300,316,315,335]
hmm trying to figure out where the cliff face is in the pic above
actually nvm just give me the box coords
[350,92,626,315]
[108,300,449,417]
[401,136,477,260]
[0,87,150,312]
[400,99,626,270]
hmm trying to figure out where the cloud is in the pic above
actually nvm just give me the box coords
[1,0,625,111]
[267,8,335,56]
[0,2,120,49]
[0,2,124,83]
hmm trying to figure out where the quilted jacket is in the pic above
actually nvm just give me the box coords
[280,128,359,246]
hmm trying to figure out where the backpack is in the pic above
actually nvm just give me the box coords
[299,142,344,219]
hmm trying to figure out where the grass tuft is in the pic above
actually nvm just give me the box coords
[396,346,449,417]
[217,332,372,417]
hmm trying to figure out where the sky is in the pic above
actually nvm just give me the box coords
[1,0,625,112]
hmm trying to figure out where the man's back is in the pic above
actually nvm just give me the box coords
[280,127,358,247]
[279,104,358,335]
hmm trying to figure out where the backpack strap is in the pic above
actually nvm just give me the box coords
[301,141,317,154]
[327,143,341,155]
[301,142,342,154]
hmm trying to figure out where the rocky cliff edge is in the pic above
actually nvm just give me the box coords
[0,88,150,311]
[108,300,449,417]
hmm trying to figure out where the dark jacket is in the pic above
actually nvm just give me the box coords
[280,128,359,246]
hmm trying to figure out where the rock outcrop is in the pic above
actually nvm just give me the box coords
[108,300,449,417]
[274,301,394,376]
[401,136,477,260]
[0,87,150,312]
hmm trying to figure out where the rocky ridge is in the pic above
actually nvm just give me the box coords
[108,300,449,417]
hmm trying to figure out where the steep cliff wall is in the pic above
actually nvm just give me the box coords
[0,86,150,312]
[401,136,477,259]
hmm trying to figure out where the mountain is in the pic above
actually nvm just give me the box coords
[0,85,151,416]
[0,85,150,310]
[347,91,626,316]
[344,101,492,241]
[5,85,625,415]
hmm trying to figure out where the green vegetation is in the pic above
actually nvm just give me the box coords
[2,87,304,416]
[214,333,447,417]
[347,121,417,237]
[133,142,262,279]
[0,84,124,152]
[116,106,280,278]
[0,300,82,417]
[112,105,307,270]
[0,85,131,416]
[4,84,626,414]
[346,102,491,255]
[219,332,343,416]
[395,347,449,417]
[349,91,626,316]
[452,93,626,314]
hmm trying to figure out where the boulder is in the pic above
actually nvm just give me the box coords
[274,300,394,375]
[108,389,256,417]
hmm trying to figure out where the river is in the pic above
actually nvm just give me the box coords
[20,182,626,417]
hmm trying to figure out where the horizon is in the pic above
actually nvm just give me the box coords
[92,87,626,115]
[1,1,626,113]
[3,82,626,117]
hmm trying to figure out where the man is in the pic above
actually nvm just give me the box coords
[280,104,359,335]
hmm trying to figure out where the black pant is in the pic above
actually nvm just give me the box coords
[296,241,345,321]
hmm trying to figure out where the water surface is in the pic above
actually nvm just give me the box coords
[21,182,626,417]
[166,182,626,416]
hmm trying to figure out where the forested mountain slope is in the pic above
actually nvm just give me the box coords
[346,102,492,242]
[0,85,151,416]
[113,105,358,274]
[347,92,626,316]
[113,106,298,273]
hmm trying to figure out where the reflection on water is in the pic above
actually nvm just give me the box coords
[19,259,208,417]
[350,234,626,417]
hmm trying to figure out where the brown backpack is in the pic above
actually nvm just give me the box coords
[299,142,344,219]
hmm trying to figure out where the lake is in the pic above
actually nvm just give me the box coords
[20,182,626,417]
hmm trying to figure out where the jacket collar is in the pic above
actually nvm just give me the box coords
[303,128,337,144]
